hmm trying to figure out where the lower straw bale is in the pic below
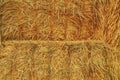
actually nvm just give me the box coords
[0,41,119,80]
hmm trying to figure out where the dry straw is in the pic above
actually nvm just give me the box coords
[0,0,119,48]
[0,0,120,80]
[0,41,120,80]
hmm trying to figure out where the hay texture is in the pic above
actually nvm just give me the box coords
[0,0,120,80]
[0,41,120,80]
[0,0,120,49]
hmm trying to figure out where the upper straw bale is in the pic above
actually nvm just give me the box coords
[0,0,120,48]
[0,0,93,40]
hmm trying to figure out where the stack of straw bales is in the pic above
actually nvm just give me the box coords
[0,0,120,80]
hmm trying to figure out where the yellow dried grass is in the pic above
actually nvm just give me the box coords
[0,0,120,80]
[0,0,119,49]
[0,41,120,80]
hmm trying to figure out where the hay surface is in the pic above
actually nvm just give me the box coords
[0,0,120,80]
[0,41,120,80]
[0,0,120,49]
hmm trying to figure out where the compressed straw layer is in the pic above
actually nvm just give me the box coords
[0,0,120,49]
[0,41,120,80]
[0,0,120,80]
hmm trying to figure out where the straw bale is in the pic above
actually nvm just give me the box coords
[0,42,50,80]
[0,41,120,80]
[0,0,119,49]
[69,42,120,80]
[0,0,120,80]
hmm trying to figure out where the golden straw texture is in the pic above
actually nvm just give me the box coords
[0,0,120,48]
[0,0,120,80]
[0,41,120,80]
